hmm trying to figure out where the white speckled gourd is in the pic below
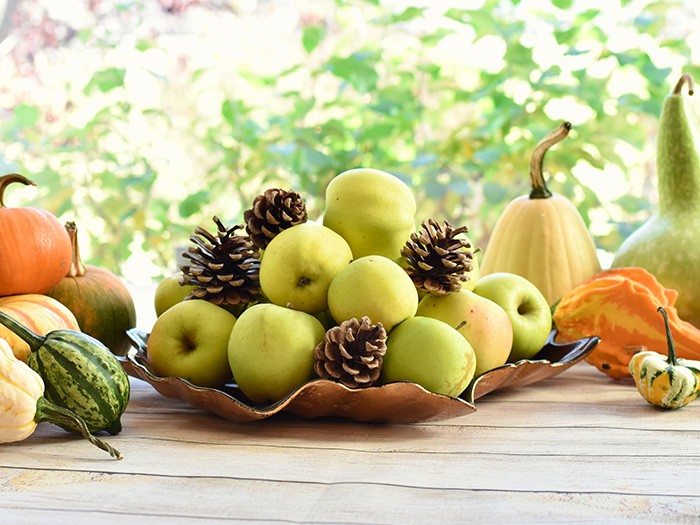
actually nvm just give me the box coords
[612,73,700,328]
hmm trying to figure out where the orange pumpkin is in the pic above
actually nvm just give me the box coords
[0,294,80,361]
[47,222,137,356]
[0,174,72,296]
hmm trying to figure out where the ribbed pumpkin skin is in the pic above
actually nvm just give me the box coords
[27,331,130,435]
[0,337,44,443]
[0,207,72,297]
[0,294,80,362]
[47,266,137,356]
[480,195,601,306]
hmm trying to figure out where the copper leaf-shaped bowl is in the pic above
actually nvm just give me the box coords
[121,329,600,424]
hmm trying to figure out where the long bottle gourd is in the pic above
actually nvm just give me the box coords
[612,73,700,328]
[480,122,601,306]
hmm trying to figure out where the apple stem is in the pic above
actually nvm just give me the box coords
[673,73,694,96]
[529,121,572,199]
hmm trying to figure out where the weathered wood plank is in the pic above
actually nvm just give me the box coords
[3,412,698,496]
[2,467,699,524]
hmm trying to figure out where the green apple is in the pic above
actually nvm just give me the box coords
[228,303,326,404]
[472,272,551,362]
[380,316,476,397]
[416,288,513,377]
[147,299,237,388]
[327,255,418,331]
[154,272,197,317]
[259,222,353,314]
[323,168,416,260]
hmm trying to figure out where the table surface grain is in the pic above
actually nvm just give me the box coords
[1,284,699,524]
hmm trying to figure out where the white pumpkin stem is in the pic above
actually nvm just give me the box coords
[673,73,694,96]
[529,121,572,199]
[64,222,87,278]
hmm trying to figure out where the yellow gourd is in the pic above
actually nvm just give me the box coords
[480,122,601,306]
[0,337,122,459]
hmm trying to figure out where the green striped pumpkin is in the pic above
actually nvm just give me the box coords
[0,311,129,435]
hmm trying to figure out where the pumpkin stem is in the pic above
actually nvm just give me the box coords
[672,73,694,96]
[0,311,47,353]
[529,121,572,199]
[64,221,87,277]
[0,173,37,208]
[657,306,679,366]
[35,397,123,460]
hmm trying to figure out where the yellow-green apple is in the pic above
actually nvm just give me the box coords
[146,299,237,388]
[472,272,551,362]
[323,168,416,260]
[380,316,476,397]
[154,272,197,317]
[228,303,326,404]
[416,288,512,376]
[259,222,353,314]
[327,255,418,331]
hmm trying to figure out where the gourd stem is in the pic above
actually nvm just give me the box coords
[0,311,46,352]
[529,121,572,199]
[64,221,87,277]
[657,306,678,366]
[35,397,123,460]
[672,73,695,96]
[0,173,36,208]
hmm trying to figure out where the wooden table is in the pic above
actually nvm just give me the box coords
[3,361,699,523]
[2,285,699,523]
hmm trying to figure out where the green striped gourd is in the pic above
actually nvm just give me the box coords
[0,311,130,435]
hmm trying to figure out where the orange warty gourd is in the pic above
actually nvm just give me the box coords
[0,294,80,361]
[553,267,700,379]
[0,174,72,297]
[47,222,137,356]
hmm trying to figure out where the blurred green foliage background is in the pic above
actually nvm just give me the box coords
[0,0,698,283]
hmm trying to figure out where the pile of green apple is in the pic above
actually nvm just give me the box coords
[148,168,553,405]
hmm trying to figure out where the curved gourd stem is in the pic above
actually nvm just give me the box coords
[673,73,695,96]
[35,397,123,460]
[0,173,36,208]
[658,307,679,366]
[529,121,572,199]
[64,221,87,277]
[0,311,46,352]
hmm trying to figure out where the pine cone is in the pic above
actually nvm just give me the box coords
[314,317,387,388]
[244,188,308,249]
[180,216,263,306]
[402,218,474,295]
